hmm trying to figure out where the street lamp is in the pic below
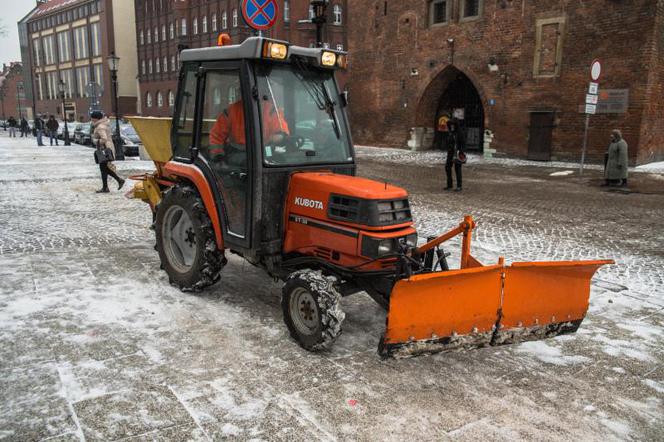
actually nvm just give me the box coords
[33,69,40,119]
[107,51,124,160]
[58,80,71,146]
[16,83,23,119]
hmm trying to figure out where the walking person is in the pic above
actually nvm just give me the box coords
[7,116,17,137]
[91,111,125,193]
[603,129,629,188]
[46,116,59,146]
[34,115,45,146]
[444,119,466,192]
[20,117,29,138]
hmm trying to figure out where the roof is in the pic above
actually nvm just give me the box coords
[32,0,85,18]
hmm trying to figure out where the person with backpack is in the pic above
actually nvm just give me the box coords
[91,111,125,193]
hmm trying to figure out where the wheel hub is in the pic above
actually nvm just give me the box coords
[290,287,319,335]
[163,205,196,273]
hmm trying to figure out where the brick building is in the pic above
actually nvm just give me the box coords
[347,0,664,165]
[0,63,28,120]
[21,0,138,122]
[136,0,348,117]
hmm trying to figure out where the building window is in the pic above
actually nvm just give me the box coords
[222,11,227,29]
[168,90,175,107]
[212,13,218,31]
[43,35,55,65]
[170,22,175,39]
[90,22,102,57]
[59,69,74,98]
[333,5,342,25]
[148,59,153,74]
[57,32,70,63]
[308,5,314,19]
[74,27,89,59]
[32,39,41,67]
[147,27,152,43]
[202,16,208,33]
[284,1,289,22]
[533,17,566,78]
[171,55,176,72]
[93,63,103,92]
[155,58,160,73]
[429,0,451,26]
[141,60,146,75]
[154,27,159,42]
[232,9,238,27]
[157,91,163,107]
[162,24,167,41]
[75,67,89,98]
[193,17,198,35]
[181,18,187,35]
[140,30,144,45]
[461,0,482,20]
[146,92,152,107]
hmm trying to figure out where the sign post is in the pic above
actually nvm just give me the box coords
[580,60,602,175]
[241,0,279,35]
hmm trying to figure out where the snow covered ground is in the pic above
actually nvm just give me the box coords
[1,135,662,441]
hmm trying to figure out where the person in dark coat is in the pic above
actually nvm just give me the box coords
[46,116,59,146]
[7,116,17,137]
[444,119,465,191]
[20,118,29,137]
[604,129,629,187]
[34,115,45,146]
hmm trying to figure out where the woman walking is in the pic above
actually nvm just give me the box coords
[91,111,125,193]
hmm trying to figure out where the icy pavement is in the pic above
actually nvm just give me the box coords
[1,134,663,441]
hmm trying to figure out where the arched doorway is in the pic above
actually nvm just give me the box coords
[416,67,485,151]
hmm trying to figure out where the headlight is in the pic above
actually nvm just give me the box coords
[263,41,288,60]
[321,51,337,67]
[378,239,394,255]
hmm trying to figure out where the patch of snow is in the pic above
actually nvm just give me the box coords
[600,418,632,438]
[514,341,591,366]
[642,379,664,394]
[550,170,575,176]
[635,160,664,173]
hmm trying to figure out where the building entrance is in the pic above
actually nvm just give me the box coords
[436,71,484,152]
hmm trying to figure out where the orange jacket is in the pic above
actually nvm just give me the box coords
[209,101,289,153]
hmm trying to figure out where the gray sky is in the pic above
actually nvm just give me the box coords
[0,3,37,67]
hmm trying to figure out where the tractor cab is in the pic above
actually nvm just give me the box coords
[171,37,353,258]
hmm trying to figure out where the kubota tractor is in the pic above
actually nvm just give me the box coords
[128,37,612,358]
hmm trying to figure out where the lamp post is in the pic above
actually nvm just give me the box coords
[33,69,39,120]
[107,52,124,160]
[16,82,23,118]
[310,0,329,48]
[58,80,71,146]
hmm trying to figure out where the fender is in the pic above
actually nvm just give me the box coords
[162,161,224,249]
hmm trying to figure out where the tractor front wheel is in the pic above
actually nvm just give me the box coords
[282,270,345,352]
[155,185,225,291]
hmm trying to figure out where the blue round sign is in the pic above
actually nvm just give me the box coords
[242,0,279,31]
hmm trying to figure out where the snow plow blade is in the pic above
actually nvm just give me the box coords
[380,259,613,359]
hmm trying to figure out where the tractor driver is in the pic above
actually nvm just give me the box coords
[208,98,290,164]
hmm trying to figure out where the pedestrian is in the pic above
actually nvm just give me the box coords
[46,116,59,146]
[91,111,125,193]
[20,117,29,138]
[34,115,45,146]
[444,119,466,192]
[603,129,629,188]
[7,116,17,137]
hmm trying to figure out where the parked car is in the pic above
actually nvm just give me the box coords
[73,123,93,145]
[120,124,141,157]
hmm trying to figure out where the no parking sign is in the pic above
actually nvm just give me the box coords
[242,0,279,31]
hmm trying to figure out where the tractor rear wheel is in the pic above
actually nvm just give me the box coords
[155,185,225,291]
[281,270,345,352]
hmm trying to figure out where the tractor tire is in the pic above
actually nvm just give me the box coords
[281,270,345,352]
[154,185,225,292]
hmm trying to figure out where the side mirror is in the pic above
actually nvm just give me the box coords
[340,90,349,107]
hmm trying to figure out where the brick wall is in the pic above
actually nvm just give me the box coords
[347,0,663,165]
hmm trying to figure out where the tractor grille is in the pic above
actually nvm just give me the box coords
[377,199,412,224]
[328,195,360,223]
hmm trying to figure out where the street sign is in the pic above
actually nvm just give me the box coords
[585,94,598,105]
[241,0,279,31]
[585,104,596,115]
[588,82,599,94]
[590,59,602,81]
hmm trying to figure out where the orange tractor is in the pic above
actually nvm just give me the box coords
[129,37,612,358]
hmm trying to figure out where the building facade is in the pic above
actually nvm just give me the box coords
[0,63,28,120]
[22,0,138,122]
[136,0,348,117]
[348,0,664,165]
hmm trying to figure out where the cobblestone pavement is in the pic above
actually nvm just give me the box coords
[1,135,663,441]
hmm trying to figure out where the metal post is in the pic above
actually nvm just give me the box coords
[580,113,590,175]
[111,69,124,160]
[61,88,71,146]
[16,84,23,118]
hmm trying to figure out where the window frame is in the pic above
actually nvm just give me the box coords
[533,16,566,78]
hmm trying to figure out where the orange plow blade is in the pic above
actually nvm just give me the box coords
[379,260,613,358]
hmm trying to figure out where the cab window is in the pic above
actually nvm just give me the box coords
[172,64,198,159]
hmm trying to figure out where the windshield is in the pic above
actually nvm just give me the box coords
[255,64,352,166]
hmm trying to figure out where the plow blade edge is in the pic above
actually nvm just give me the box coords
[380,260,612,358]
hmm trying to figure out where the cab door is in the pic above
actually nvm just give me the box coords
[195,63,253,250]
